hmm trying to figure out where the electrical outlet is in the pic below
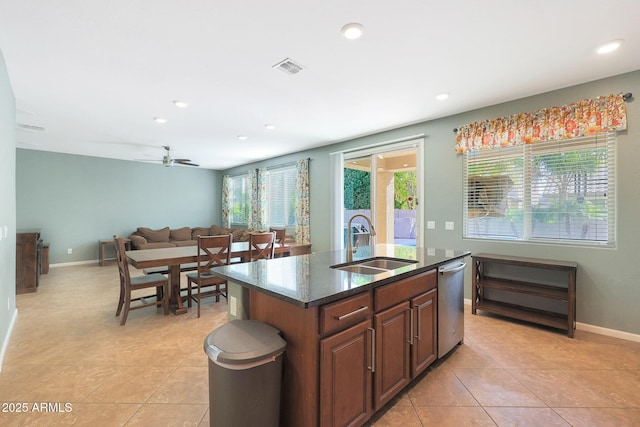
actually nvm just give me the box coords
[230,296,237,317]
[67,248,72,254]
[427,221,436,230]
[445,221,454,230]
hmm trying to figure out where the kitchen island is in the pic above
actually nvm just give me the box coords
[211,244,469,427]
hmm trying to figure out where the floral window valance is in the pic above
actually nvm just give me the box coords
[455,93,627,153]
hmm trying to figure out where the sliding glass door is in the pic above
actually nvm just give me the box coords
[342,141,422,251]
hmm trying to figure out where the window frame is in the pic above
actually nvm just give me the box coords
[266,164,297,228]
[463,132,616,248]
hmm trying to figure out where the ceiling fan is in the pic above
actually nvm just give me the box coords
[143,146,199,167]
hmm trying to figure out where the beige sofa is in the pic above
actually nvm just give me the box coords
[128,225,254,250]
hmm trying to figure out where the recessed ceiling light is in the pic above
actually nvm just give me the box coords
[436,92,450,101]
[597,39,623,54]
[153,117,167,124]
[341,23,364,40]
[173,100,189,108]
[237,135,248,140]
[264,124,276,130]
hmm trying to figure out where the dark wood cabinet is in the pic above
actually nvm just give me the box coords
[472,253,577,337]
[252,267,440,427]
[16,230,42,294]
[373,301,411,410]
[411,288,437,377]
[320,319,373,427]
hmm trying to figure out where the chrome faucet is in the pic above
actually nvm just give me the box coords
[346,214,377,263]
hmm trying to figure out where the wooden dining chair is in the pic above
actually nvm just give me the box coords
[248,232,276,261]
[269,227,286,257]
[113,235,169,325]
[186,234,232,317]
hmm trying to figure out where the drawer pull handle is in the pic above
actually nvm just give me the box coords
[336,306,368,321]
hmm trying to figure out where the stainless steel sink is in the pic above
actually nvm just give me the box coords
[333,265,389,275]
[359,259,416,270]
[331,257,418,275]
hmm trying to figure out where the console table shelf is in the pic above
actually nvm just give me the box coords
[472,253,577,338]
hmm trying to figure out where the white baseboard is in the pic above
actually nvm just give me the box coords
[50,260,97,268]
[463,298,640,343]
[0,308,18,372]
[576,322,640,343]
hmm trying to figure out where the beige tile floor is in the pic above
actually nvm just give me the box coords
[1,264,640,426]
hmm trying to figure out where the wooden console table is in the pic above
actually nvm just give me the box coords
[16,230,43,294]
[472,253,577,338]
[99,238,131,266]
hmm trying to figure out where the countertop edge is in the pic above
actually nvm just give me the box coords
[216,251,470,308]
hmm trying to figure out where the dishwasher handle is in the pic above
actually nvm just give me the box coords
[439,262,466,275]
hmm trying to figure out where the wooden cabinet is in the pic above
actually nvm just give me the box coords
[320,293,373,426]
[16,230,42,294]
[320,320,373,427]
[373,301,411,410]
[472,253,577,338]
[251,267,440,427]
[320,269,438,426]
[411,288,437,377]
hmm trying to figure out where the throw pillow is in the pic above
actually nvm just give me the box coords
[170,227,191,241]
[137,227,170,243]
[210,224,229,236]
[191,227,210,240]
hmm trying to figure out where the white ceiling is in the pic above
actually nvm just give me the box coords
[1,0,639,170]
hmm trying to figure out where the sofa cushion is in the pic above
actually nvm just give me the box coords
[138,241,175,250]
[232,229,251,242]
[137,227,170,243]
[129,234,147,249]
[170,227,192,241]
[191,227,211,240]
[174,240,197,247]
[210,224,230,236]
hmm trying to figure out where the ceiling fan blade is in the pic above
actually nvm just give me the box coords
[175,160,199,167]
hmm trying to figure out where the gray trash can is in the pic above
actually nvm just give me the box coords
[204,319,286,427]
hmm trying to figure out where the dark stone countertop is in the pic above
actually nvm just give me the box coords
[211,244,470,308]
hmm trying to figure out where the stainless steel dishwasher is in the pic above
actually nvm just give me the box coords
[438,261,466,358]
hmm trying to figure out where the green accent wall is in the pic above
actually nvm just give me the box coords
[16,150,222,264]
[5,64,639,340]
[0,49,17,367]
[223,70,640,336]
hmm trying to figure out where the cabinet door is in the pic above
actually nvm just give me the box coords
[373,301,411,410]
[411,288,437,377]
[320,319,373,427]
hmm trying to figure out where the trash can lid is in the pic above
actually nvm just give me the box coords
[204,319,287,365]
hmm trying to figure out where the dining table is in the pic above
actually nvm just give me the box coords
[126,241,291,314]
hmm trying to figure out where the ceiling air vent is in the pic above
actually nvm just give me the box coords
[272,58,304,75]
[17,123,46,132]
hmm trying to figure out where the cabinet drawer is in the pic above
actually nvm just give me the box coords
[374,270,436,312]
[320,292,372,335]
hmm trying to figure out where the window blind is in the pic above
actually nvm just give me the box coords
[463,132,616,246]
[267,166,297,227]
